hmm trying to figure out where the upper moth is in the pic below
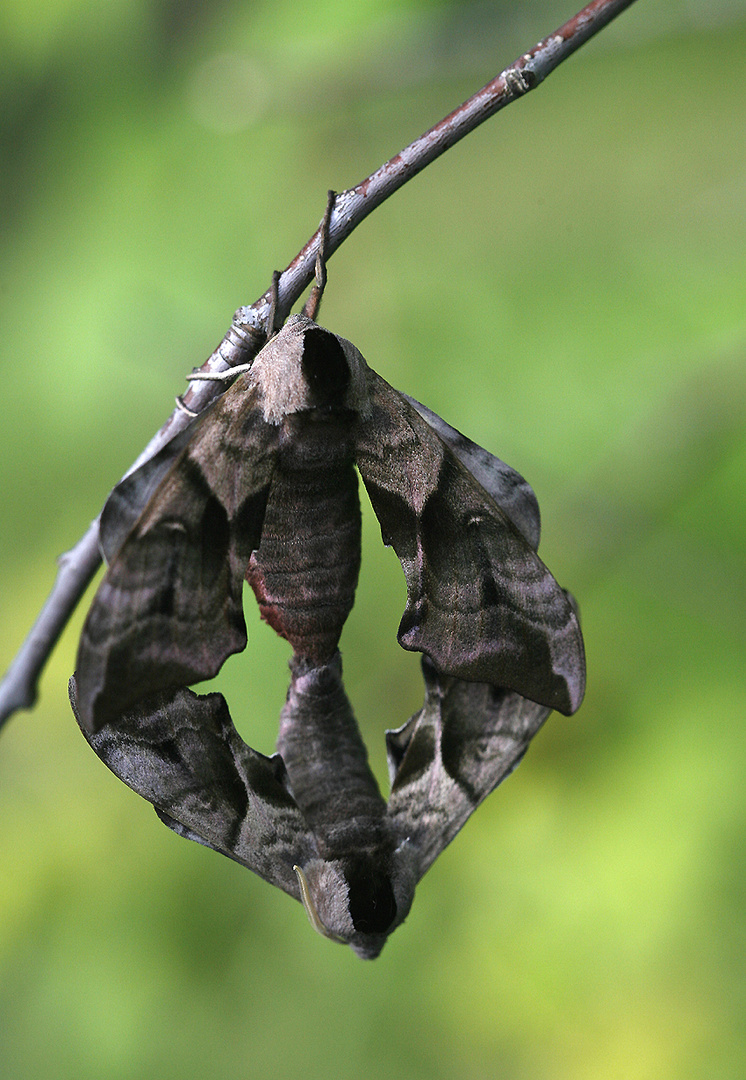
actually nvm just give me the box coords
[75,314,584,733]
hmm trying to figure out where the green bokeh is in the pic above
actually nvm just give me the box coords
[1,2,745,1078]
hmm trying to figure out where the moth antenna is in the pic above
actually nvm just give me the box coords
[301,189,336,322]
[186,364,252,384]
[293,864,346,944]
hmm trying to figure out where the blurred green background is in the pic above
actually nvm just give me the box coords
[1,1,745,1077]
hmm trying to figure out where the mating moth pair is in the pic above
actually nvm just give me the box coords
[71,314,585,958]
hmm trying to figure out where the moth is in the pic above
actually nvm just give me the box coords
[71,651,553,959]
[74,314,585,734]
[71,312,585,955]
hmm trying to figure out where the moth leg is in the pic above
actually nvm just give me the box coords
[301,189,336,321]
[265,269,282,341]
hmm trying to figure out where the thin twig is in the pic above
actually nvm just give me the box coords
[300,190,336,322]
[0,0,638,729]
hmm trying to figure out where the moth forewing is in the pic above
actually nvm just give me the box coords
[401,393,541,550]
[69,675,314,900]
[385,657,554,879]
[74,377,277,733]
[354,373,586,715]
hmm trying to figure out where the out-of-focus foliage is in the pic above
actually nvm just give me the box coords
[1,1,745,1078]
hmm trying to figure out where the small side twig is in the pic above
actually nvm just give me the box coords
[301,189,335,322]
[0,0,638,729]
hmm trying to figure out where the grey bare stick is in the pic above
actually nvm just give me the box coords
[0,0,637,728]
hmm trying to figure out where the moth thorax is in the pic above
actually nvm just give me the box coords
[300,327,351,410]
[245,447,361,663]
[344,855,398,935]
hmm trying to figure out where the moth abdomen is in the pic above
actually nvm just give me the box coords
[247,438,362,663]
[277,654,386,828]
